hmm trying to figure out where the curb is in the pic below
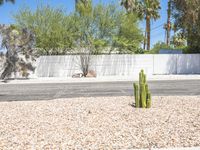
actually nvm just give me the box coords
[1,75,200,84]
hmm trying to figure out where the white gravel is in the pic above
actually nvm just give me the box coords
[0,96,200,149]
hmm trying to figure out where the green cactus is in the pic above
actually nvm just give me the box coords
[140,83,146,108]
[143,74,146,84]
[139,72,143,84]
[141,69,144,74]
[145,84,149,93]
[134,83,139,108]
[133,70,152,109]
[146,93,152,108]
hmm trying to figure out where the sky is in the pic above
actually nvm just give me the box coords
[0,0,169,48]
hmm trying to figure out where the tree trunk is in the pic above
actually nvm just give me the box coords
[187,27,192,47]
[143,30,147,50]
[166,0,171,46]
[146,16,151,50]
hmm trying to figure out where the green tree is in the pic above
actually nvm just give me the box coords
[13,5,77,55]
[172,33,186,48]
[74,3,143,54]
[75,0,92,16]
[148,41,169,54]
[172,0,200,53]
[13,3,142,55]
[113,13,143,54]
[121,0,142,14]
[121,0,161,50]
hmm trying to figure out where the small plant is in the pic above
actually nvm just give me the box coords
[133,70,152,108]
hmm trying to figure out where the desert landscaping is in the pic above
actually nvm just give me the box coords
[1,0,200,149]
[0,96,199,149]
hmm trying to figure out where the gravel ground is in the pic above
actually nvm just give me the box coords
[0,96,200,149]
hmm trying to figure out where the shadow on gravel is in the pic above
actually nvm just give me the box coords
[0,95,133,102]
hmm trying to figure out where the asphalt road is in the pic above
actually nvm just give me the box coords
[0,80,200,101]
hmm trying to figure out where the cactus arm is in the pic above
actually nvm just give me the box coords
[141,69,144,75]
[146,99,151,108]
[146,93,152,108]
[139,72,143,84]
[134,83,140,108]
[145,84,149,93]
[140,83,146,108]
[143,74,146,84]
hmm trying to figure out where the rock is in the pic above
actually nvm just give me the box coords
[86,70,96,78]
[72,73,83,78]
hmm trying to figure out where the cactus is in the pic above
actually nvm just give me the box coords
[146,93,152,108]
[134,83,139,108]
[133,70,152,108]
[140,83,146,108]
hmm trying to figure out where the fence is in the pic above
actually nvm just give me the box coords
[34,54,200,77]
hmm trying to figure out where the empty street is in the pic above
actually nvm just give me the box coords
[0,80,200,101]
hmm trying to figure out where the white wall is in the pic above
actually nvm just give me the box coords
[91,55,153,76]
[36,55,81,77]
[35,54,200,77]
[36,55,154,77]
[153,55,177,74]
[177,54,200,74]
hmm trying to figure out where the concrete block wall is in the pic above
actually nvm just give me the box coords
[91,55,153,76]
[177,54,200,74]
[153,54,200,74]
[36,55,154,77]
[36,55,81,77]
[153,55,177,74]
[35,54,200,77]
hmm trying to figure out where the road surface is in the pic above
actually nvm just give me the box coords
[0,80,200,101]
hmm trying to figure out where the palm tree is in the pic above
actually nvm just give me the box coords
[0,0,15,5]
[166,0,172,46]
[121,0,139,13]
[121,0,161,50]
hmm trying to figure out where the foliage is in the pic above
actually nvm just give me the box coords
[0,25,36,79]
[121,0,161,50]
[121,0,143,17]
[172,0,200,53]
[134,70,151,108]
[147,42,170,54]
[0,0,15,5]
[112,13,143,54]
[75,2,143,54]
[13,5,78,55]
[74,1,142,76]
[75,0,92,16]
[172,33,186,48]
[147,41,186,54]
[121,0,161,19]
[13,3,143,55]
